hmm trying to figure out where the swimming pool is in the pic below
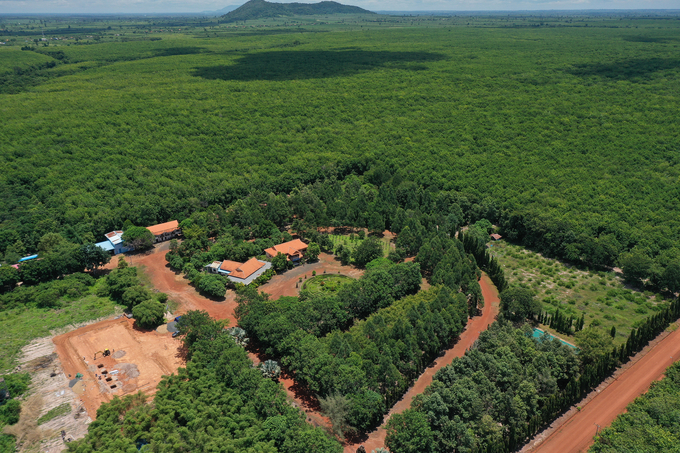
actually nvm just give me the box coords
[531,328,578,350]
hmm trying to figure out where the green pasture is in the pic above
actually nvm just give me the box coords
[301,273,354,294]
[490,241,670,344]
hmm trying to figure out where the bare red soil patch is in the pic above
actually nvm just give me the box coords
[527,323,680,453]
[53,317,182,419]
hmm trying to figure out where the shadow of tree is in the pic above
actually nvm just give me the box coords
[153,46,206,57]
[192,49,444,81]
[622,35,678,44]
[222,28,326,37]
[567,58,680,82]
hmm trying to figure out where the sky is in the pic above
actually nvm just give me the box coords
[0,0,678,15]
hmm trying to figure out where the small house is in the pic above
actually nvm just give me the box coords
[205,257,271,285]
[146,220,181,243]
[96,230,133,255]
[264,239,308,262]
[490,234,503,241]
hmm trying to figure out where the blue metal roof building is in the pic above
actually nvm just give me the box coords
[18,254,38,262]
[95,241,115,252]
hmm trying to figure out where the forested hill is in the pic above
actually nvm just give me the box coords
[222,0,374,22]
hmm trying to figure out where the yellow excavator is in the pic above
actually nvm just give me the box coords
[93,349,111,360]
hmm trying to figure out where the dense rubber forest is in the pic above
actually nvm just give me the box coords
[1,13,679,289]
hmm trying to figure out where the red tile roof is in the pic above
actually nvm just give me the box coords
[220,258,266,280]
[147,220,179,236]
[490,233,503,240]
[219,260,242,273]
[264,239,308,259]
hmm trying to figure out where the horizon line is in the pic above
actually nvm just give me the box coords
[2,8,680,15]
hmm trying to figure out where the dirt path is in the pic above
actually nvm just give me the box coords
[526,323,680,453]
[344,273,501,453]
[111,244,241,326]
[258,252,364,299]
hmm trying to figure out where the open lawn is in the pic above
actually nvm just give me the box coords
[301,273,354,294]
[490,241,670,344]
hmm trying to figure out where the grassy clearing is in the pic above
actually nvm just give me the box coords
[37,402,71,425]
[490,241,670,344]
[328,234,392,258]
[301,274,354,294]
[0,294,121,372]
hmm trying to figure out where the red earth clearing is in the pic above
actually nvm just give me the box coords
[53,316,183,419]
[527,321,680,453]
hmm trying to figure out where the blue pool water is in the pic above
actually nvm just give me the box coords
[532,328,578,350]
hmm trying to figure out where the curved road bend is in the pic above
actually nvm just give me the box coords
[344,273,501,453]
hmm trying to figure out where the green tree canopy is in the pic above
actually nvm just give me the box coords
[575,327,614,363]
[121,285,152,310]
[132,300,165,329]
[306,242,321,262]
[195,273,226,298]
[500,287,541,321]
[352,238,383,268]
[122,226,154,250]
[272,252,289,272]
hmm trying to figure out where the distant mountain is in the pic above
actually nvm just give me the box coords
[222,0,375,22]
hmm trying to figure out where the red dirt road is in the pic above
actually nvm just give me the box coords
[529,323,680,453]
[344,273,501,453]
[112,243,241,326]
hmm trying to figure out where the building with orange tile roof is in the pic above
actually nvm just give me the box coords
[264,239,308,262]
[205,257,271,285]
[146,220,181,243]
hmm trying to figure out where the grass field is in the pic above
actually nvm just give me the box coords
[328,234,392,258]
[0,294,121,372]
[301,274,354,294]
[490,241,669,344]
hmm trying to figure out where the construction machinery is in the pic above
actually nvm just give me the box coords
[94,349,112,360]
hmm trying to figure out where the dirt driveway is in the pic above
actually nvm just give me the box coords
[258,252,364,299]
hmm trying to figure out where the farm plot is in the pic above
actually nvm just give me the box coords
[490,241,670,344]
